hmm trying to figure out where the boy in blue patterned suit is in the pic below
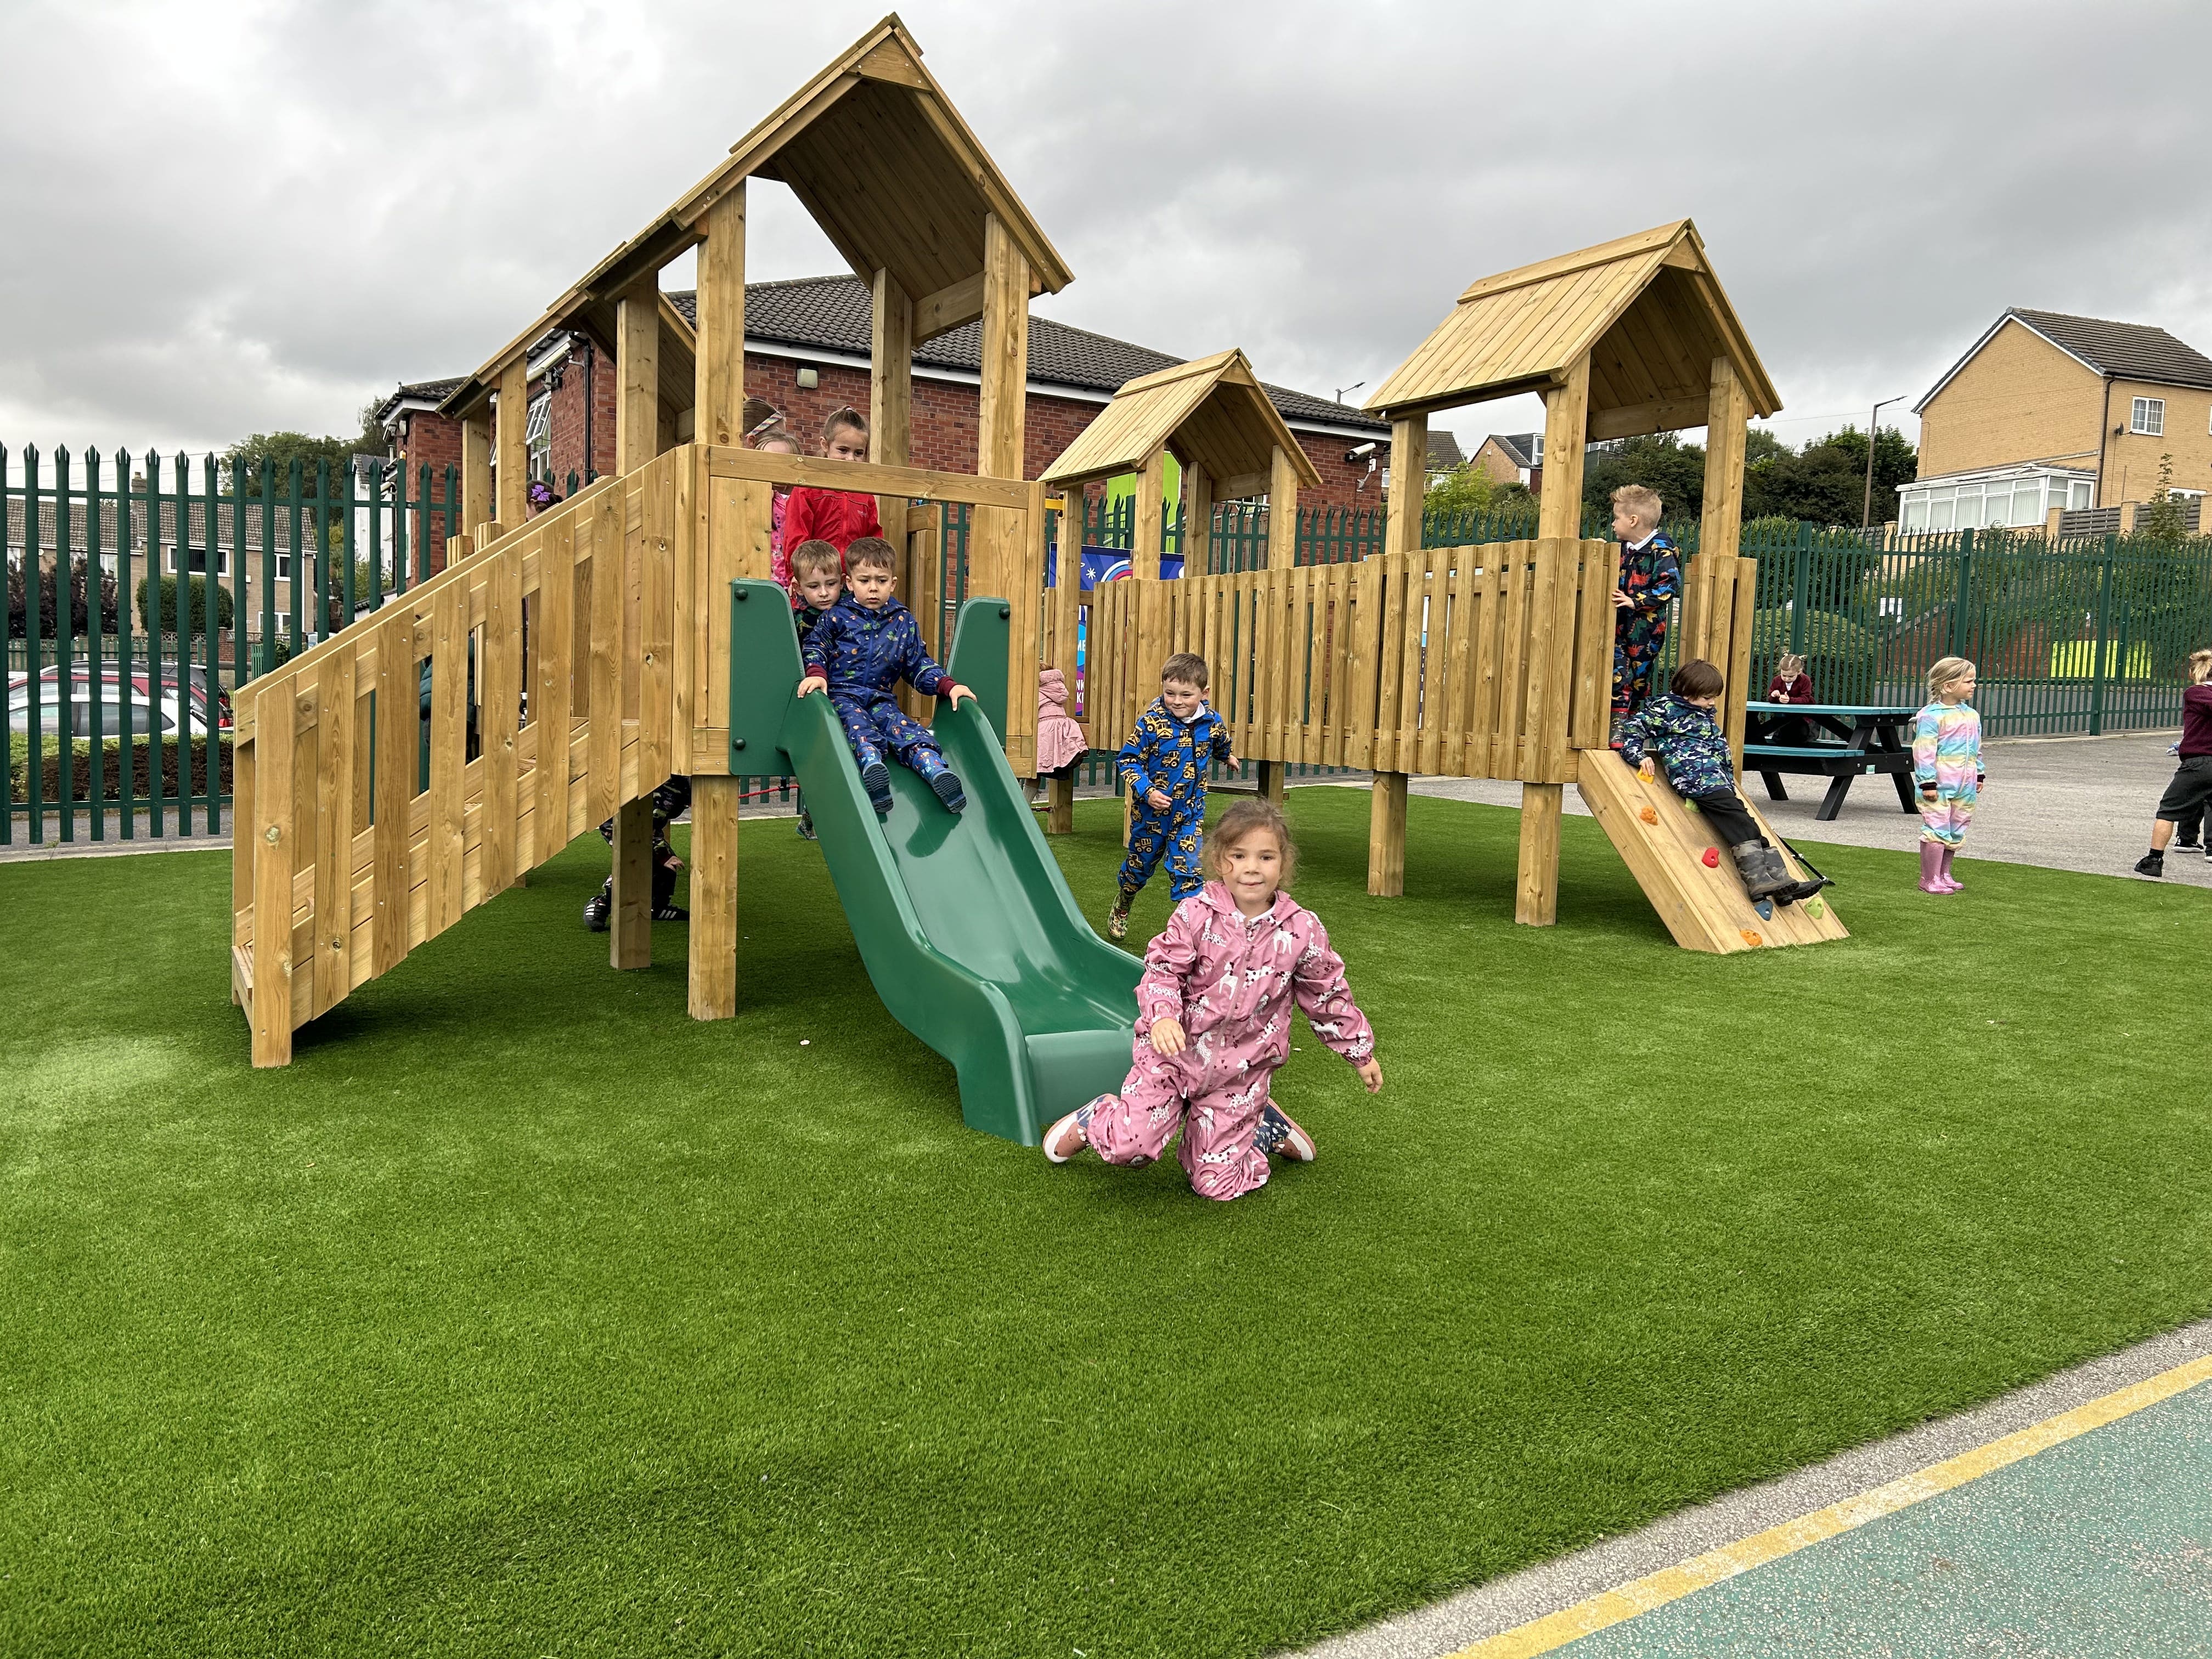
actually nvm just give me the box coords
[1107,652,1238,941]
[797,537,973,818]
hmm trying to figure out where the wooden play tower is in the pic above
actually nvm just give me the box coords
[230,16,1074,1064]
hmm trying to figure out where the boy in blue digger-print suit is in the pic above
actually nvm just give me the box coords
[798,537,973,819]
[1107,651,1238,941]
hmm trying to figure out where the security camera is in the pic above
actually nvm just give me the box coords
[1345,441,1379,462]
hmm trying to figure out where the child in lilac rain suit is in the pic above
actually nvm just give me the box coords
[1914,656,1985,894]
[798,537,973,818]
[1044,798,1382,1202]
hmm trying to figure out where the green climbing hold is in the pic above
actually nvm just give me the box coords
[1804,896,1826,919]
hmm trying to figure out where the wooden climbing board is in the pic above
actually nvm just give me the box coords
[1576,749,1848,953]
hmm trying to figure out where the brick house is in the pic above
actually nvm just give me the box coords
[374,274,1387,558]
[1470,432,1541,490]
[1904,308,2212,533]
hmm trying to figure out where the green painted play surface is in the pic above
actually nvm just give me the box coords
[4,788,2211,1657]
[1561,1380,2212,1656]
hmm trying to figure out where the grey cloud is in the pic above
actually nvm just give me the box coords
[5,0,2209,464]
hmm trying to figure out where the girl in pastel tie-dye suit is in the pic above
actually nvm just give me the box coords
[1912,657,1985,894]
[1042,799,1382,1201]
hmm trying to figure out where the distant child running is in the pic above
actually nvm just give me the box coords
[1108,652,1237,941]
[1609,483,1681,743]
[786,539,844,840]
[1043,798,1381,1201]
[798,536,973,818]
[1620,658,1815,906]
[782,407,882,556]
[1913,656,1984,894]
[2135,647,2212,878]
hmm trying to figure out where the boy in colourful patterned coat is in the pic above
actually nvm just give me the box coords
[1609,483,1681,746]
[1107,652,1238,941]
[1619,658,1813,905]
[797,537,973,819]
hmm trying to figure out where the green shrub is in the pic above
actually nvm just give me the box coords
[136,575,235,636]
[1750,606,1878,679]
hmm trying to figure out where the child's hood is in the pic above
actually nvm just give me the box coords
[833,592,911,623]
[1038,667,1069,708]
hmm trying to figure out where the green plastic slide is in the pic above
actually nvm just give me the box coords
[726,580,1142,1144]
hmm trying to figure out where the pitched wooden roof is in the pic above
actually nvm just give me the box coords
[1364,221,1781,436]
[443,15,1071,419]
[1039,349,1323,489]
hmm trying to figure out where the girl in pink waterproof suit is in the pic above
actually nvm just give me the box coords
[1042,798,1383,1200]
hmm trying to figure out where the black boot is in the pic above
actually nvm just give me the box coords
[583,878,612,932]
[1730,841,1794,902]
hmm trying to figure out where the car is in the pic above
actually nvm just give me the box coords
[4,664,232,737]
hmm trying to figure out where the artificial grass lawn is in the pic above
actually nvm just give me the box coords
[3,788,2208,1657]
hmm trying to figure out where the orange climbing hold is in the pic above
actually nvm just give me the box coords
[1638,805,1658,826]
[1740,928,1763,947]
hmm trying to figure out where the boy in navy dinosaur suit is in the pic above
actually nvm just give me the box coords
[797,536,973,818]
[1107,651,1238,941]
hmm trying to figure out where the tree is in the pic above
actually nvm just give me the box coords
[2140,452,2189,542]
[1580,431,1705,524]
[222,400,387,492]
[137,574,235,636]
[1742,424,1918,527]
[1424,464,1496,516]
[8,559,120,639]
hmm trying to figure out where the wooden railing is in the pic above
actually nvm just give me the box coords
[233,443,1048,1066]
[1083,539,1613,782]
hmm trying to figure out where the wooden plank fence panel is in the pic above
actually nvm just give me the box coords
[428,580,467,939]
[313,652,356,1018]
[482,535,521,897]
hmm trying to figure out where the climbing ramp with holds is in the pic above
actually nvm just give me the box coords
[1577,749,1847,953]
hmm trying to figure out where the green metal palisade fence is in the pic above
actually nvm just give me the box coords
[13,451,2212,847]
[2,445,477,844]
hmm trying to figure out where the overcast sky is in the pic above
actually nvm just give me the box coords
[5,0,2211,473]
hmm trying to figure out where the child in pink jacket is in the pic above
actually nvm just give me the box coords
[1042,798,1382,1200]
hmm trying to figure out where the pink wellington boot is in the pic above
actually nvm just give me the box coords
[1938,847,1963,892]
[1918,842,1947,893]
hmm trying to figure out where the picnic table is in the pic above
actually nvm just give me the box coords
[1741,701,1920,821]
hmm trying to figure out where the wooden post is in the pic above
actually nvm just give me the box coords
[970,212,1031,610]
[689,189,746,1018]
[1184,464,1212,574]
[1046,774,1075,834]
[610,276,661,972]
[1370,411,1427,896]
[461,417,492,549]
[1257,760,1286,804]
[1266,443,1299,569]
[1693,354,1750,661]
[1133,449,1166,581]
[687,776,740,1018]
[1385,413,1427,556]
[1517,353,1592,927]
[1052,488,1083,681]
[495,358,528,527]
[1367,768,1407,898]
[616,278,661,475]
[871,266,913,549]
[694,184,747,445]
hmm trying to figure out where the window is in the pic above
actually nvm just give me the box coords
[526,391,554,485]
[2131,396,2164,436]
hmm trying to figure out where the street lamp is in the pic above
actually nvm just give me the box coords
[1861,395,1906,529]
[1335,381,1364,405]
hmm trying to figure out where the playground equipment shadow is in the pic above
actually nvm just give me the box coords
[3,787,2208,1658]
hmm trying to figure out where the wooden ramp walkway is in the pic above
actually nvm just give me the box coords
[1576,749,1848,953]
